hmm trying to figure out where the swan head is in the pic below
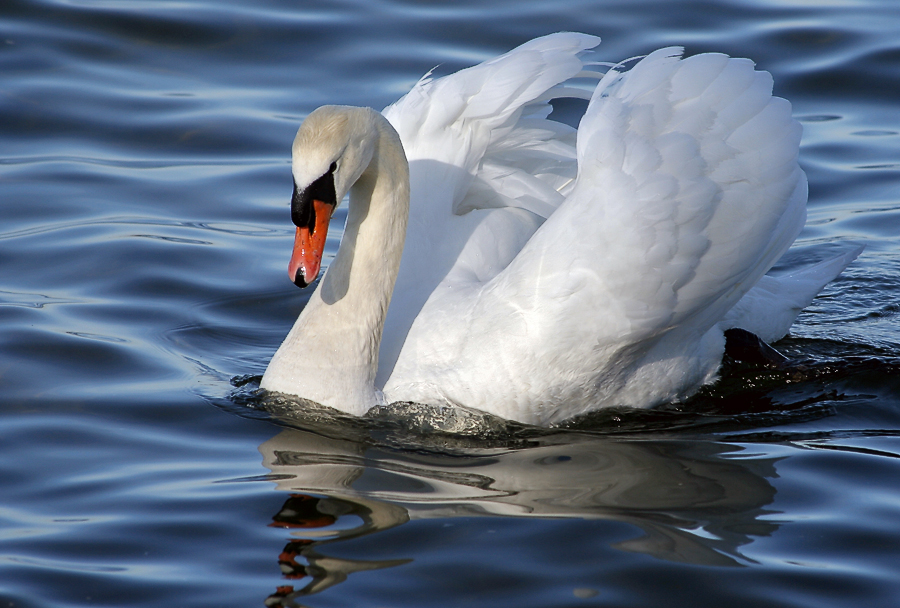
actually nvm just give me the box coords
[288,105,379,287]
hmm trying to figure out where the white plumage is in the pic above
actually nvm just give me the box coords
[261,33,860,426]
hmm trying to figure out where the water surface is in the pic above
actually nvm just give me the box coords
[2,1,899,606]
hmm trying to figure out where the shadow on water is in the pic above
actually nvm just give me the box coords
[214,337,900,606]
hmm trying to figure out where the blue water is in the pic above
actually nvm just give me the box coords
[2,1,900,606]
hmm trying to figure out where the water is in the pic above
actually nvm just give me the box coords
[2,0,899,606]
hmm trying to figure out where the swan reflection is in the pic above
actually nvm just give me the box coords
[258,426,780,604]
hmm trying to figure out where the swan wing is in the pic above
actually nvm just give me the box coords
[524,48,807,341]
[383,31,599,218]
[388,48,809,424]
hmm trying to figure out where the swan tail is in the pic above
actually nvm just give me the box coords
[721,244,864,343]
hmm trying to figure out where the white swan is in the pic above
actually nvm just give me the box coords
[261,33,860,426]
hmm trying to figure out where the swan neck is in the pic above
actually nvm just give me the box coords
[323,113,410,309]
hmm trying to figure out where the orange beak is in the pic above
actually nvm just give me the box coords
[288,198,334,287]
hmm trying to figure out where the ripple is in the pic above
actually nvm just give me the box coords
[799,114,843,122]
[65,331,129,343]
[0,289,83,308]
[853,129,898,137]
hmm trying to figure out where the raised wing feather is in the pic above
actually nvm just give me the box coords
[383,32,599,217]
[547,48,807,340]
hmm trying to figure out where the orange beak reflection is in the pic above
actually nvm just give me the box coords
[288,199,334,288]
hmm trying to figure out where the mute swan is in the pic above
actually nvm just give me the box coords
[261,33,860,426]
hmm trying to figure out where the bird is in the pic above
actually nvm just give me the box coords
[260,32,861,426]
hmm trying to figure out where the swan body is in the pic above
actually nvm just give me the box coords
[261,33,860,426]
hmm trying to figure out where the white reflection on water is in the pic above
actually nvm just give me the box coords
[258,427,781,599]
